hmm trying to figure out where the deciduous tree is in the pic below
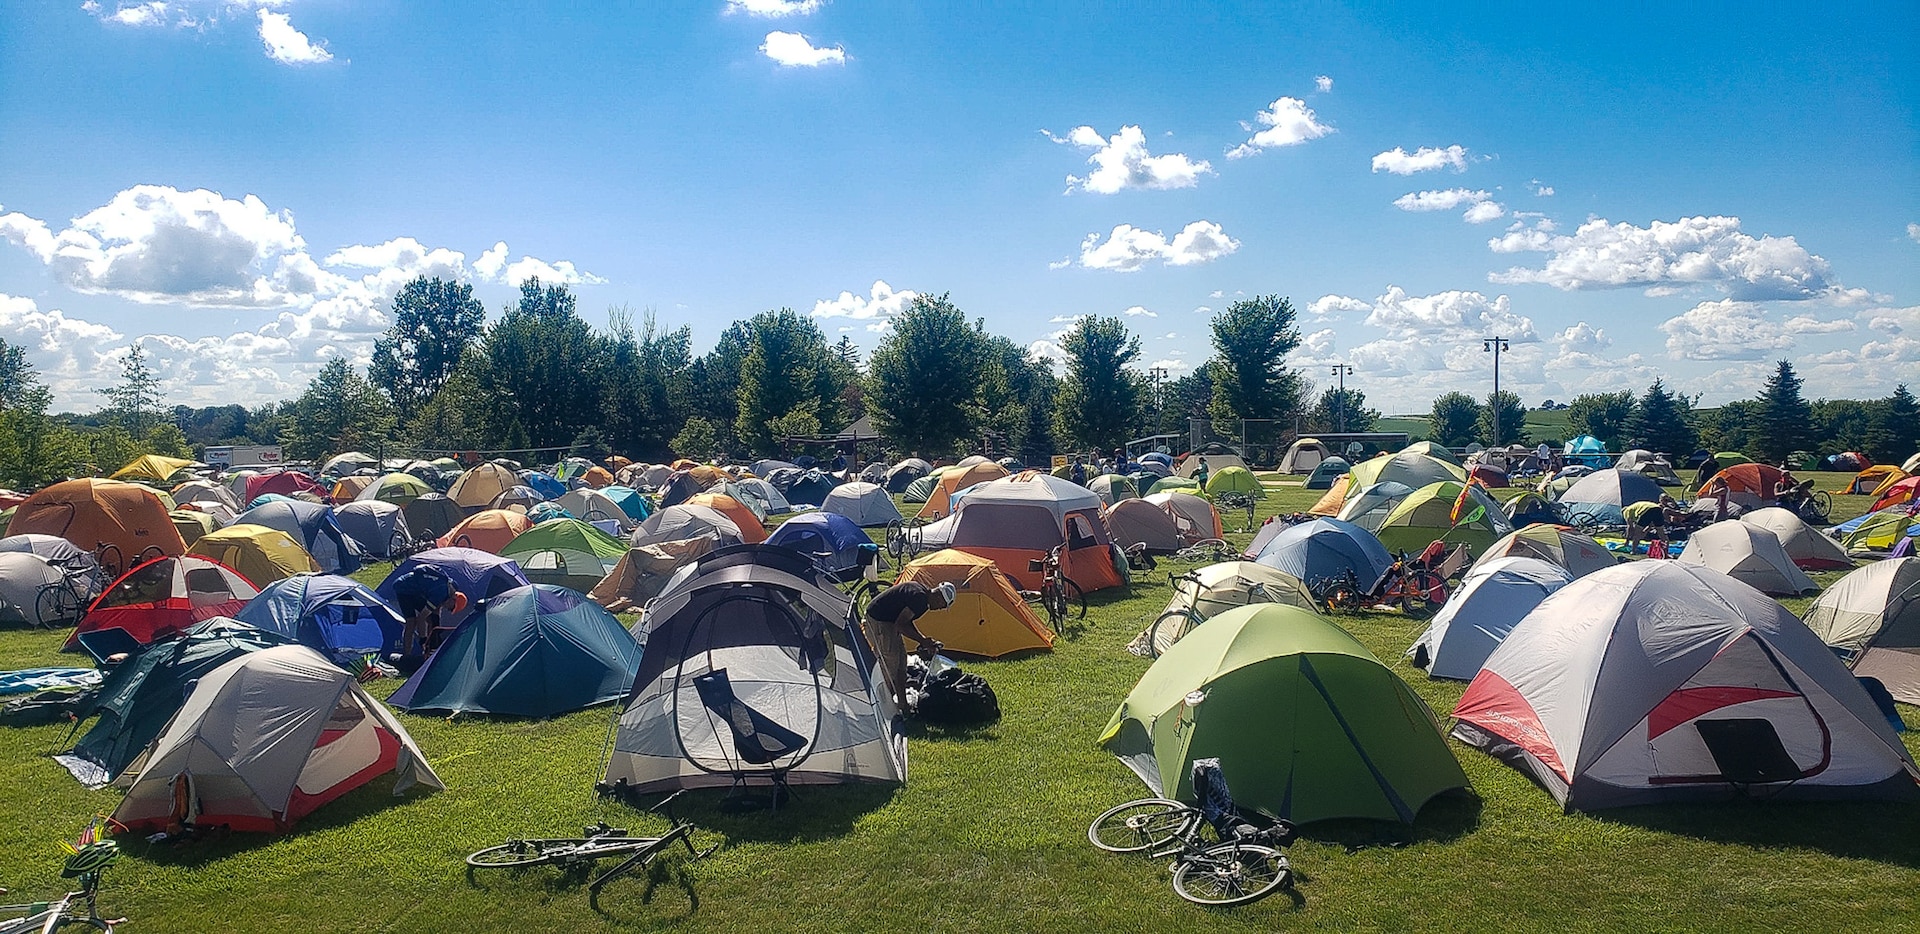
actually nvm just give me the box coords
[280,358,398,460]
[370,276,486,417]
[866,295,988,455]
[1055,316,1143,452]
[1478,390,1527,446]
[1427,392,1480,448]
[1567,391,1635,449]
[1206,296,1303,424]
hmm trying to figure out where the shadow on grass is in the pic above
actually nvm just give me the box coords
[904,718,1000,743]
[127,777,428,868]
[1295,790,1483,852]
[612,783,899,847]
[464,848,705,926]
[1595,798,1920,868]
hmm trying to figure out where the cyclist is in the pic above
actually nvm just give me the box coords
[862,580,956,709]
[389,566,468,673]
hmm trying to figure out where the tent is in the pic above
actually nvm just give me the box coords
[1128,561,1319,658]
[580,465,614,489]
[449,463,521,509]
[599,486,656,523]
[1905,452,1920,474]
[1348,452,1466,491]
[437,509,534,554]
[917,462,1010,520]
[924,472,1127,593]
[1099,604,1469,824]
[1837,507,1920,554]
[319,452,378,477]
[375,547,529,632]
[1303,457,1349,490]
[1677,520,1819,596]
[556,488,633,530]
[1087,474,1138,507]
[1104,498,1182,555]
[1277,438,1332,474]
[111,644,444,833]
[769,468,840,508]
[519,472,566,501]
[111,454,197,484]
[603,544,906,794]
[498,519,629,591]
[1374,481,1513,557]
[884,458,933,494]
[172,479,240,513]
[764,512,874,581]
[632,503,745,550]
[334,500,412,559]
[0,551,85,628]
[353,473,430,507]
[169,509,218,547]
[1466,463,1509,488]
[243,470,327,504]
[185,526,318,587]
[1308,475,1351,516]
[1176,451,1249,478]
[1500,490,1562,527]
[1407,556,1571,680]
[1453,561,1920,810]
[1559,469,1664,508]
[895,550,1053,658]
[1562,435,1609,468]
[1398,441,1459,466]
[1252,518,1393,591]
[1335,481,1417,533]
[1698,463,1787,511]
[57,618,290,787]
[720,479,785,518]
[69,555,259,651]
[235,574,404,664]
[233,500,360,575]
[8,478,186,573]
[684,493,768,543]
[1616,449,1683,486]
[750,459,799,479]
[402,494,466,543]
[901,470,946,503]
[1481,525,1615,578]
[0,533,107,605]
[1872,477,1920,513]
[818,481,903,528]
[1802,559,1920,705]
[388,584,643,718]
[588,538,716,613]
[1203,466,1261,498]
[1847,465,1907,496]
[1145,475,1199,495]
[1142,491,1223,545]
[1739,507,1852,570]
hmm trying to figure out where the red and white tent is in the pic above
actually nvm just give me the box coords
[1452,561,1918,811]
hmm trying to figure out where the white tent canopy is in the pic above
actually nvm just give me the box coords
[819,481,903,527]
[1678,520,1820,596]
[1408,556,1571,680]
[1802,558,1920,705]
[1739,507,1852,571]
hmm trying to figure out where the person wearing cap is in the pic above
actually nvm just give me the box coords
[862,579,955,709]
[388,566,468,673]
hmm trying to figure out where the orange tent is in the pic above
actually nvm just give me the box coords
[581,466,615,488]
[331,476,373,501]
[1309,475,1351,516]
[685,493,767,543]
[1871,476,1920,512]
[687,465,728,486]
[671,459,698,470]
[916,462,1010,520]
[437,509,534,554]
[895,550,1053,658]
[1699,463,1787,510]
[8,479,185,571]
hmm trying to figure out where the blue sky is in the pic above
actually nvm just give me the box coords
[1,1,1915,415]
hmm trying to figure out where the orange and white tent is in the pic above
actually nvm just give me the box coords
[895,550,1053,658]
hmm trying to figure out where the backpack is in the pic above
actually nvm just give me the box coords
[913,667,1000,724]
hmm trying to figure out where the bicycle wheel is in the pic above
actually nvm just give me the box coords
[1147,609,1200,658]
[1401,571,1445,618]
[1171,842,1290,906]
[849,579,884,619]
[47,917,114,932]
[1040,582,1066,632]
[1062,577,1087,620]
[1088,799,1197,853]
[884,521,907,562]
[467,840,580,868]
[1808,490,1832,523]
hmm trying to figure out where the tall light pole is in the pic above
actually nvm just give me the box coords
[1482,336,1510,444]
[1148,366,1168,440]
[1330,363,1354,433]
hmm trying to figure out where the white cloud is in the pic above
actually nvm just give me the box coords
[811,280,919,333]
[1123,305,1158,317]
[1045,125,1212,194]
[106,2,168,26]
[1314,75,1333,92]
[1225,97,1332,159]
[1909,223,1920,243]
[725,0,822,15]
[1529,180,1555,197]
[1308,294,1370,319]
[1160,331,1176,339]
[1192,305,1211,314]
[1489,215,1838,301]
[1782,315,1855,335]
[1078,220,1239,272]
[1144,357,1191,373]
[760,30,844,66]
[1364,286,1537,340]
[1046,258,1072,270]
[1370,145,1468,175]
[1659,299,1796,360]
[1487,218,1558,253]
[1862,304,1919,335]
[1392,188,1490,212]
[1027,339,1067,363]
[1553,322,1611,353]
[1303,328,1338,355]
[1462,201,1506,224]
[469,240,604,286]
[0,207,57,261]
[257,10,333,65]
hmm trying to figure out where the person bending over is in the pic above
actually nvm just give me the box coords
[388,566,467,674]
[862,580,955,709]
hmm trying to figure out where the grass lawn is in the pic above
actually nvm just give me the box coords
[0,472,1914,932]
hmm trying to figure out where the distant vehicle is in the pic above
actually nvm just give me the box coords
[202,445,283,469]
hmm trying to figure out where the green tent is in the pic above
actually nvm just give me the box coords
[1146,475,1199,495]
[1714,451,1752,467]
[1400,441,1462,467]
[1203,465,1262,498]
[499,518,629,591]
[1842,508,1919,554]
[901,466,955,504]
[1097,604,1469,824]
[1373,481,1512,557]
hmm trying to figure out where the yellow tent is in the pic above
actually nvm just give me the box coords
[111,455,197,484]
[186,524,320,586]
[896,549,1054,658]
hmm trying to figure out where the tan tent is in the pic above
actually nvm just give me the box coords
[1481,526,1616,578]
[1104,498,1182,554]
[587,538,716,613]
[448,463,520,509]
[1175,451,1249,478]
[1740,507,1853,571]
[1141,491,1223,544]
[1677,520,1819,596]
[1803,558,1920,705]
[1278,438,1331,475]
[915,462,1010,520]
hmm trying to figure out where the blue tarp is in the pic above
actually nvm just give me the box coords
[0,667,101,696]
[388,584,642,717]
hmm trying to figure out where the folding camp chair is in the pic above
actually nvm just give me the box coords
[692,668,809,809]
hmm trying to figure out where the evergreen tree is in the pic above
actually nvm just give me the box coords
[1867,384,1918,464]
[1055,316,1144,452]
[1206,295,1304,424]
[1751,359,1811,465]
[1566,391,1635,449]
[1809,399,1875,458]
[1428,392,1480,448]
[370,276,487,418]
[1305,387,1378,434]
[1477,390,1527,446]
[1623,379,1698,458]
[866,295,988,455]
[95,343,165,438]
[598,305,692,460]
[688,322,751,456]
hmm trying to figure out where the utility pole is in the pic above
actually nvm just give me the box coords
[1330,363,1354,433]
[1149,366,1168,440]
[1482,336,1510,444]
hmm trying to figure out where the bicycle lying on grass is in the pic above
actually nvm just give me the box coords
[0,840,124,932]
[1089,759,1297,907]
[468,790,718,905]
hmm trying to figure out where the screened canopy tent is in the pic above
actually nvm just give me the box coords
[234,574,404,665]
[603,545,906,795]
[1802,558,1920,705]
[1099,603,1469,825]
[1453,561,1920,811]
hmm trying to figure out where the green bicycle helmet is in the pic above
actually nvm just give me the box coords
[61,840,119,878]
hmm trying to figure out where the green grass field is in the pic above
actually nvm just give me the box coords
[1376,409,1577,446]
[0,473,1914,932]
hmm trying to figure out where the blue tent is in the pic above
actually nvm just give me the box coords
[1305,456,1351,490]
[234,574,402,663]
[520,472,566,500]
[765,512,874,580]
[1563,435,1611,468]
[601,486,654,522]
[375,547,531,631]
[388,584,643,717]
[1253,518,1392,590]
[232,499,362,574]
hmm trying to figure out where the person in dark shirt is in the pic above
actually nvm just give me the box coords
[388,566,467,673]
[862,580,955,708]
